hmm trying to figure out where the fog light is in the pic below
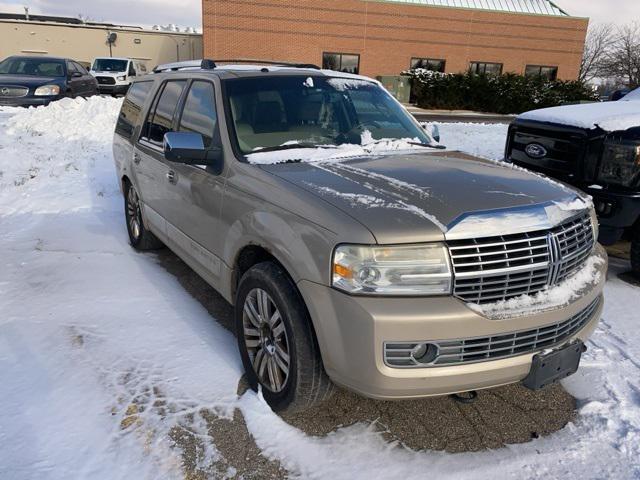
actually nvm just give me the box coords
[411,343,438,364]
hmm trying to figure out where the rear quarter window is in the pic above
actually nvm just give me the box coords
[115,81,154,139]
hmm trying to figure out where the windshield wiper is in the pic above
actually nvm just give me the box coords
[407,141,447,150]
[250,143,337,154]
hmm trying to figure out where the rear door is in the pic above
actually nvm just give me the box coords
[65,61,84,97]
[166,79,226,278]
[134,79,188,236]
[73,61,96,96]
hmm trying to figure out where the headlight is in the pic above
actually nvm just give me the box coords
[34,85,60,96]
[598,137,640,188]
[116,75,126,81]
[332,244,452,296]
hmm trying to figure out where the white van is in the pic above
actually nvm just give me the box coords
[90,57,147,95]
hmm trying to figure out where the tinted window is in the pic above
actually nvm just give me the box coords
[116,81,154,139]
[470,62,503,75]
[142,80,187,145]
[0,57,65,77]
[410,58,446,72]
[525,65,558,81]
[179,81,218,147]
[128,62,136,76]
[322,53,360,74]
[73,62,88,75]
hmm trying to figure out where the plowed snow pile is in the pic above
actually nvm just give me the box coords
[0,98,638,479]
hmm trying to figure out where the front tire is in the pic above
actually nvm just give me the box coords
[124,180,163,250]
[235,262,334,412]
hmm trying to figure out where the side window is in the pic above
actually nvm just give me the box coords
[178,81,218,147]
[66,62,77,76]
[116,81,154,139]
[73,62,88,75]
[141,80,187,146]
[128,63,136,77]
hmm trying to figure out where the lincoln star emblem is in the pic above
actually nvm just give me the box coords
[0,88,9,96]
[525,143,548,159]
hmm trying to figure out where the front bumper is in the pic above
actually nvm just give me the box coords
[0,96,57,107]
[97,84,129,95]
[299,245,607,400]
[587,186,640,245]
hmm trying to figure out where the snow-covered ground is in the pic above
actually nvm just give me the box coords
[0,98,638,479]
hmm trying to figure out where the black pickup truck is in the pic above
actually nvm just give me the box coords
[505,90,640,276]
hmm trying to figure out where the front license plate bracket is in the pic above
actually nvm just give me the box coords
[522,341,587,390]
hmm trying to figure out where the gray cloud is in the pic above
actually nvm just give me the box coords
[556,0,639,25]
[1,0,202,28]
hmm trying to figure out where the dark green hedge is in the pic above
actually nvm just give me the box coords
[404,70,598,114]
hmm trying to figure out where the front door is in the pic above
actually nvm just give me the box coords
[133,79,187,236]
[167,79,226,281]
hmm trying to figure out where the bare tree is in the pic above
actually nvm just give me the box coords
[579,23,614,83]
[601,22,640,89]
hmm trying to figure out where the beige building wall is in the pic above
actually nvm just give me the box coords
[0,19,203,70]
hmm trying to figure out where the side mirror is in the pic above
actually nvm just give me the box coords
[423,123,440,143]
[163,132,223,171]
[71,71,83,78]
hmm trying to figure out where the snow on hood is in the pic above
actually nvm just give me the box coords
[518,100,640,132]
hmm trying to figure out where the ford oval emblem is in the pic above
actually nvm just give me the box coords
[525,143,547,159]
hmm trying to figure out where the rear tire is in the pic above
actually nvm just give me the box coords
[124,180,163,251]
[632,223,640,278]
[235,261,334,412]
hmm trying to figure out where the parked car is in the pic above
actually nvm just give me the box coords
[113,60,607,412]
[506,87,640,276]
[90,57,147,95]
[0,55,98,107]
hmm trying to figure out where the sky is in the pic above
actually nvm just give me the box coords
[0,0,638,29]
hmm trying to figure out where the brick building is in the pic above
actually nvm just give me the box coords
[202,0,588,81]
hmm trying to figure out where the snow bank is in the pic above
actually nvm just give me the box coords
[518,101,640,132]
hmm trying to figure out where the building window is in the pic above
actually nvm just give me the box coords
[469,62,503,75]
[322,52,360,74]
[410,58,446,72]
[525,65,558,81]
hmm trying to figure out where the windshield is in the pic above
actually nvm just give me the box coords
[0,57,65,77]
[622,88,640,101]
[224,76,433,155]
[92,59,128,72]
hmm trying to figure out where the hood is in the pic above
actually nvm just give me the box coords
[519,101,640,133]
[90,71,125,76]
[0,74,63,88]
[261,151,587,244]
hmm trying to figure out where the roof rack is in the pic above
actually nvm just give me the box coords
[215,59,320,70]
[152,58,321,74]
[153,59,216,73]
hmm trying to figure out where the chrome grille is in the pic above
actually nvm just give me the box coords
[448,213,594,304]
[384,296,601,368]
[0,85,29,98]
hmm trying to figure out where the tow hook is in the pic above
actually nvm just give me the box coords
[450,390,478,404]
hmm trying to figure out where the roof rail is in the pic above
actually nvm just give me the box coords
[215,59,320,70]
[153,59,216,73]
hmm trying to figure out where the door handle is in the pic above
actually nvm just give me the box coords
[166,170,177,184]
[133,153,141,165]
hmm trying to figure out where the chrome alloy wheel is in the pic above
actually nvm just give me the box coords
[243,288,290,392]
[126,186,142,241]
